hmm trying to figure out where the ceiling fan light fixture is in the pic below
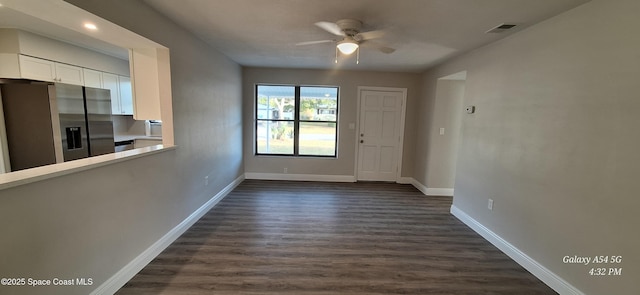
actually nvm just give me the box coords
[337,39,359,55]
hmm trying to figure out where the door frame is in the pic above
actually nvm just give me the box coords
[354,86,408,182]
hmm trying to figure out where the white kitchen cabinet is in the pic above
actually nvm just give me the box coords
[18,55,56,82]
[18,55,84,85]
[83,68,103,88]
[118,76,133,115]
[13,55,134,114]
[129,48,164,120]
[54,63,84,85]
[102,72,121,114]
[103,73,133,115]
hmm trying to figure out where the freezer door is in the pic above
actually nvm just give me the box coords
[84,87,115,156]
[56,83,89,161]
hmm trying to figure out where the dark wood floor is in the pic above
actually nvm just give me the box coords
[117,180,556,295]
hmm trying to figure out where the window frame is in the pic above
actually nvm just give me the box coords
[255,84,339,158]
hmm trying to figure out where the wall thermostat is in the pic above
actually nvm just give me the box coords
[465,106,476,114]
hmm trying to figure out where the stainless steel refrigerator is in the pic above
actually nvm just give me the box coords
[0,81,115,171]
[55,83,115,161]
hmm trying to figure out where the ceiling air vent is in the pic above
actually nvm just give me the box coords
[485,23,517,33]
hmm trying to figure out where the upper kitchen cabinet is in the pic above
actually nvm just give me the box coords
[102,72,120,114]
[19,55,84,85]
[17,55,55,82]
[118,76,134,115]
[129,48,169,120]
[103,72,133,115]
[83,68,103,88]
[54,62,84,85]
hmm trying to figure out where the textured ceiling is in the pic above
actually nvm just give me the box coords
[144,0,590,72]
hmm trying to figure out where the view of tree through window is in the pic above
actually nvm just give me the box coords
[256,85,338,157]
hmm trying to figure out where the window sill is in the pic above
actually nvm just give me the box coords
[254,154,338,159]
[0,144,176,191]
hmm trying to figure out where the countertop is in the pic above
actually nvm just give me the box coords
[114,135,163,142]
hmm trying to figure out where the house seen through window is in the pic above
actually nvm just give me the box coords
[256,85,338,157]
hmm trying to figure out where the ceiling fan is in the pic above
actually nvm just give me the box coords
[296,19,396,64]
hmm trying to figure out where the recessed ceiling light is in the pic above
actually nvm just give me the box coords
[84,23,97,30]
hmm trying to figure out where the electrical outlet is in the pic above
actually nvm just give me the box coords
[205,176,209,186]
[284,168,288,174]
[439,127,445,135]
[488,199,494,211]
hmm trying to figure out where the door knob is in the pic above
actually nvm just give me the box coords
[360,140,364,143]
[360,133,364,137]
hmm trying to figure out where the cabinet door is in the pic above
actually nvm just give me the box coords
[102,72,121,114]
[19,55,56,82]
[55,63,84,85]
[118,76,134,115]
[83,68,103,88]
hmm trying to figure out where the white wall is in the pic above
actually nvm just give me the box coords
[415,0,638,293]
[242,67,421,179]
[0,0,243,294]
[0,29,21,53]
[0,28,130,76]
[17,30,130,76]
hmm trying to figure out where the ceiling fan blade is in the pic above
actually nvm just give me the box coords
[315,21,345,36]
[378,46,396,54]
[364,41,396,54]
[296,40,335,46]
[358,30,385,40]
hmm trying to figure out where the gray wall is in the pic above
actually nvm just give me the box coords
[3,0,636,294]
[414,78,465,190]
[414,0,638,293]
[242,67,420,178]
[0,0,243,294]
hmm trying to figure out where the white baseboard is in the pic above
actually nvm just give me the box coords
[396,177,413,184]
[410,178,430,195]
[450,205,584,295]
[425,187,454,196]
[91,174,245,295]
[403,177,454,196]
[245,172,355,182]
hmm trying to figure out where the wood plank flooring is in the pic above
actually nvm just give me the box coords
[117,180,557,294]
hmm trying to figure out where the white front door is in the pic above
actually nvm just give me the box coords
[357,89,405,181]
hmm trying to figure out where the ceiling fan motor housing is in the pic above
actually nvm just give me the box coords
[336,19,363,36]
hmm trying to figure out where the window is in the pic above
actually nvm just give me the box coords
[256,85,338,157]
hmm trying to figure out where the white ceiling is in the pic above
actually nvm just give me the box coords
[0,0,129,60]
[0,3,129,60]
[143,0,590,73]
